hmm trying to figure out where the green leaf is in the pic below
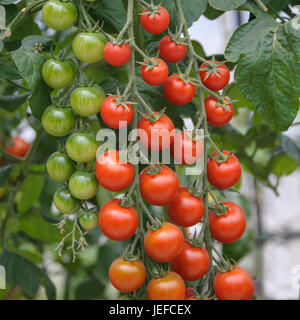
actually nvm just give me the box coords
[0,164,14,187]
[0,1,16,4]
[271,153,298,177]
[226,19,300,130]
[280,135,300,164]
[204,3,224,20]
[226,82,254,111]
[29,80,51,120]
[17,174,44,214]
[0,57,21,80]
[9,18,41,41]
[0,250,56,299]
[208,0,247,11]
[192,40,206,57]
[74,278,105,300]
[0,92,29,113]
[20,35,52,51]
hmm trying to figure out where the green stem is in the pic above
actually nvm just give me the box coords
[254,0,268,12]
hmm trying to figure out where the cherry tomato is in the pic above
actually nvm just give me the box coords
[79,210,98,231]
[171,130,203,165]
[42,0,78,31]
[104,42,131,66]
[69,172,98,200]
[207,151,241,189]
[214,266,255,300]
[141,6,170,34]
[137,113,175,150]
[144,222,184,262]
[199,61,230,91]
[42,106,76,137]
[209,201,246,243]
[158,35,186,63]
[139,165,179,206]
[95,150,134,191]
[70,86,105,117]
[205,96,234,126]
[98,199,138,241]
[163,74,195,105]
[109,257,146,293]
[42,59,75,89]
[141,58,168,86]
[147,272,185,300]
[47,151,74,182]
[100,96,133,129]
[185,288,194,300]
[5,137,30,158]
[66,133,98,163]
[72,32,106,63]
[53,187,79,214]
[170,241,209,281]
[166,186,204,227]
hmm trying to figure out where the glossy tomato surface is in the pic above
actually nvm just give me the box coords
[53,187,78,215]
[47,151,74,182]
[141,58,168,86]
[104,42,131,66]
[140,7,170,34]
[69,172,98,200]
[158,35,186,63]
[205,96,234,126]
[5,137,30,158]
[199,61,230,91]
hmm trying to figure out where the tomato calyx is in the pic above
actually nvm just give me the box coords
[209,202,229,217]
[192,288,215,300]
[145,163,162,176]
[141,108,166,123]
[148,260,170,279]
[199,57,228,80]
[122,234,141,262]
[139,57,162,71]
[184,127,203,143]
[174,72,197,86]
[186,229,205,248]
[107,93,134,112]
[209,150,233,164]
[213,247,237,273]
[139,1,166,17]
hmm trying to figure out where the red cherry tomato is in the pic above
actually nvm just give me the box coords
[109,257,146,293]
[98,199,138,241]
[171,130,203,165]
[209,201,246,243]
[95,150,134,191]
[171,241,210,281]
[158,35,186,63]
[100,95,133,129]
[104,42,131,66]
[207,151,241,189]
[147,272,185,300]
[199,61,230,91]
[144,222,184,262]
[137,113,175,150]
[140,6,170,34]
[141,58,168,86]
[139,165,179,206]
[5,137,30,158]
[214,266,255,300]
[166,186,204,227]
[163,74,195,105]
[205,96,234,126]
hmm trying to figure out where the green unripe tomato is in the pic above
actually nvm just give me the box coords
[70,86,105,117]
[72,32,106,63]
[42,59,75,89]
[69,172,98,200]
[47,152,75,182]
[42,0,78,31]
[66,132,99,162]
[54,187,79,214]
[42,106,76,137]
[79,210,98,231]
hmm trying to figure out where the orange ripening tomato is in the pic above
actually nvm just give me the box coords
[5,137,30,158]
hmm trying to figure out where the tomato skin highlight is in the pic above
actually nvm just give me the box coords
[42,106,76,137]
[147,272,185,300]
[137,113,175,151]
[104,42,131,66]
[70,86,105,117]
[100,96,133,129]
[141,58,169,86]
[158,35,186,63]
[205,96,234,126]
[42,0,78,31]
[66,133,98,163]
[214,266,255,300]
[109,257,146,293]
[199,61,230,91]
[98,199,138,241]
[72,32,106,63]
[144,222,184,262]
[170,130,203,165]
[53,187,79,215]
[69,172,98,200]
[42,59,74,89]
[47,151,74,182]
[207,151,241,189]
[170,241,210,281]
[95,150,134,191]
[140,7,170,34]
[209,201,246,243]
[139,165,179,206]
[166,186,204,227]
[5,137,30,158]
[163,74,195,105]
